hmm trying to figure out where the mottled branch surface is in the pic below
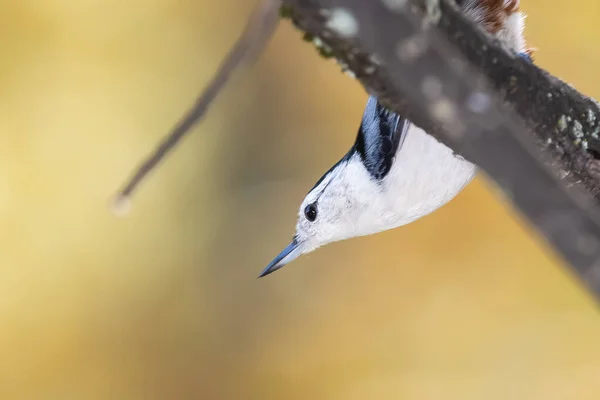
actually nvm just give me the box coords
[282,0,600,298]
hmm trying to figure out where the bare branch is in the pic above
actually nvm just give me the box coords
[281,0,600,297]
[111,0,281,213]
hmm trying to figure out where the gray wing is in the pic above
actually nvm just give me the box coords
[354,96,410,180]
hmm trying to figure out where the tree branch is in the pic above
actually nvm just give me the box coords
[280,0,600,298]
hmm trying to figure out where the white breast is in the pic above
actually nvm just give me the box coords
[382,124,477,226]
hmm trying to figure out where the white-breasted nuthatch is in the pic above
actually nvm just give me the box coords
[260,0,532,277]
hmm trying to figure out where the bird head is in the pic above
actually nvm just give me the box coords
[259,151,394,278]
[259,96,414,277]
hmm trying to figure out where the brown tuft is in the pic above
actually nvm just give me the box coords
[478,0,521,34]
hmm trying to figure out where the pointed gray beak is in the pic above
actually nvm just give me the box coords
[258,238,302,278]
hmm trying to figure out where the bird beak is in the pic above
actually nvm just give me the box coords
[258,238,302,278]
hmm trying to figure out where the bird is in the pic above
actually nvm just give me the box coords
[259,0,533,277]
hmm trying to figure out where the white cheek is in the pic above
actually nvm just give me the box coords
[295,218,313,242]
[325,163,389,239]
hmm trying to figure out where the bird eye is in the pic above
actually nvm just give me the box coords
[304,203,318,222]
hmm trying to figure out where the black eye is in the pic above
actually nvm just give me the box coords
[304,203,318,222]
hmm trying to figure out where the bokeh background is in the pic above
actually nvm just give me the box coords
[1,1,600,399]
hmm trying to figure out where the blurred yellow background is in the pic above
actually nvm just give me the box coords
[1,1,600,399]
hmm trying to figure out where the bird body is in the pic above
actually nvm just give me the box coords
[260,0,531,277]
[300,98,477,244]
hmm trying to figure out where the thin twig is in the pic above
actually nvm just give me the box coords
[111,0,281,214]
